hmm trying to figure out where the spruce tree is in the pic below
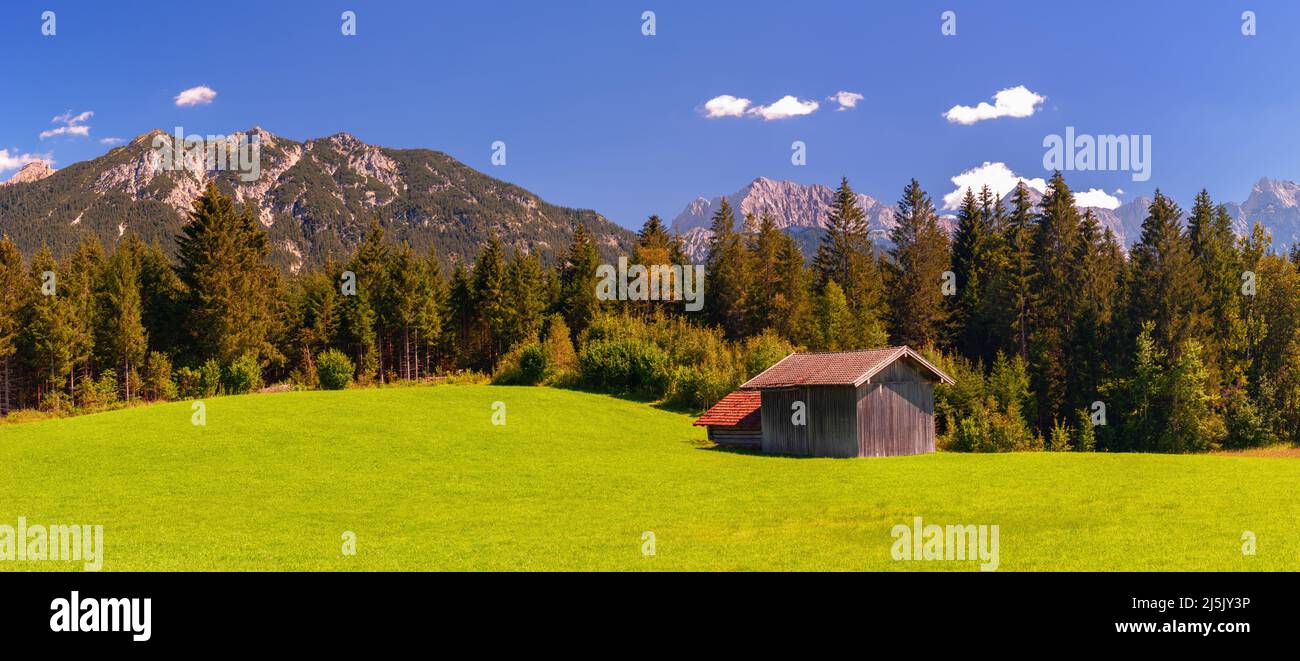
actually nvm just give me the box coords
[814,177,888,347]
[703,197,752,338]
[886,179,949,348]
[0,237,25,415]
[1127,190,1204,360]
[949,186,998,363]
[1028,172,1081,431]
[99,248,147,400]
[558,224,601,339]
[176,183,283,367]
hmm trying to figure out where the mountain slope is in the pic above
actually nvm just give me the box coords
[0,128,633,271]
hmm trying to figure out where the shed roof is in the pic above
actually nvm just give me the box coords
[739,346,955,389]
[693,390,761,428]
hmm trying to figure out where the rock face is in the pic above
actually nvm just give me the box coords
[672,177,898,261]
[0,128,633,272]
[1226,177,1300,247]
[2,160,55,185]
[672,176,1300,262]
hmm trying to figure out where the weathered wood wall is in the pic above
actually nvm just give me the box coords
[760,386,858,457]
[855,356,935,456]
[707,426,761,448]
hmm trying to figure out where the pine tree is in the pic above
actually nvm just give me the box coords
[23,245,77,407]
[0,236,25,416]
[1127,190,1204,360]
[997,182,1036,361]
[813,280,854,351]
[814,177,888,347]
[949,186,998,362]
[176,183,283,367]
[99,248,147,400]
[887,179,950,348]
[1162,339,1223,452]
[1187,190,1244,378]
[63,237,104,397]
[472,235,510,366]
[558,223,601,339]
[504,249,546,348]
[1028,172,1082,432]
[1066,210,1122,416]
[704,197,752,338]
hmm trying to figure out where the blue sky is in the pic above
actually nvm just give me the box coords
[3,0,1298,228]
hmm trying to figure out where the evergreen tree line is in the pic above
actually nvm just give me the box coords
[3,177,1299,454]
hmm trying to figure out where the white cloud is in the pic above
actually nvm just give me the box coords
[943,85,1045,125]
[0,149,52,173]
[942,161,1046,209]
[749,95,819,120]
[1075,188,1122,209]
[704,93,822,120]
[99,137,124,146]
[828,90,864,111]
[1113,188,1125,195]
[175,85,217,107]
[39,110,93,139]
[703,94,752,118]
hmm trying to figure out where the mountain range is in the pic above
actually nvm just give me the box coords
[0,128,633,272]
[669,176,1300,261]
[5,131,1299,271]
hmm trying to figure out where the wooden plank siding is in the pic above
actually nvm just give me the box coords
[856,381,934,457]
[760,386,858,457]
[707,426,761,448]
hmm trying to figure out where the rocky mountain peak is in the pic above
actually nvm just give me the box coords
[2,160,55,185]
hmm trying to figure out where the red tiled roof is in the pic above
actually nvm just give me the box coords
[693,390,761,428]
[739,346,955,389]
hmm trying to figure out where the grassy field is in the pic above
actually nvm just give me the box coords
[0,384,1296,571]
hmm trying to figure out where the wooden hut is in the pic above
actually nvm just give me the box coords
[692,391,761,448]
[697,346,954,458]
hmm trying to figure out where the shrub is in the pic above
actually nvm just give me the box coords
[142,352,178,401]
[1071,409,1097,452]
[579,338,671,396]
[741,330,794,379]
[1048,419,1073,451]
[223,353,264,395]
[517,344,547,385]
[317,349,354,390]
[666,364,738,410]
[1222,386,1276,449]
[199,359,223,397]
[541,315,578,381]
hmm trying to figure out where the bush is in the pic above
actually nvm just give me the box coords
[517,344,547,384]
[317,349,354,390]
[541,315,578,381]
[1048,419,1073,451]
[944,397,1040,452]
[200,359,223,397]
[142,352,178,401]
[579,338,672,396]
[223,353,264,395]
[666,364,738,410]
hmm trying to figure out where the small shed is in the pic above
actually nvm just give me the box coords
[698,346,954,458]
[692,390,762,448]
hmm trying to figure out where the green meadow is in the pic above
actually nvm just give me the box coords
[0,384,1295,571]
